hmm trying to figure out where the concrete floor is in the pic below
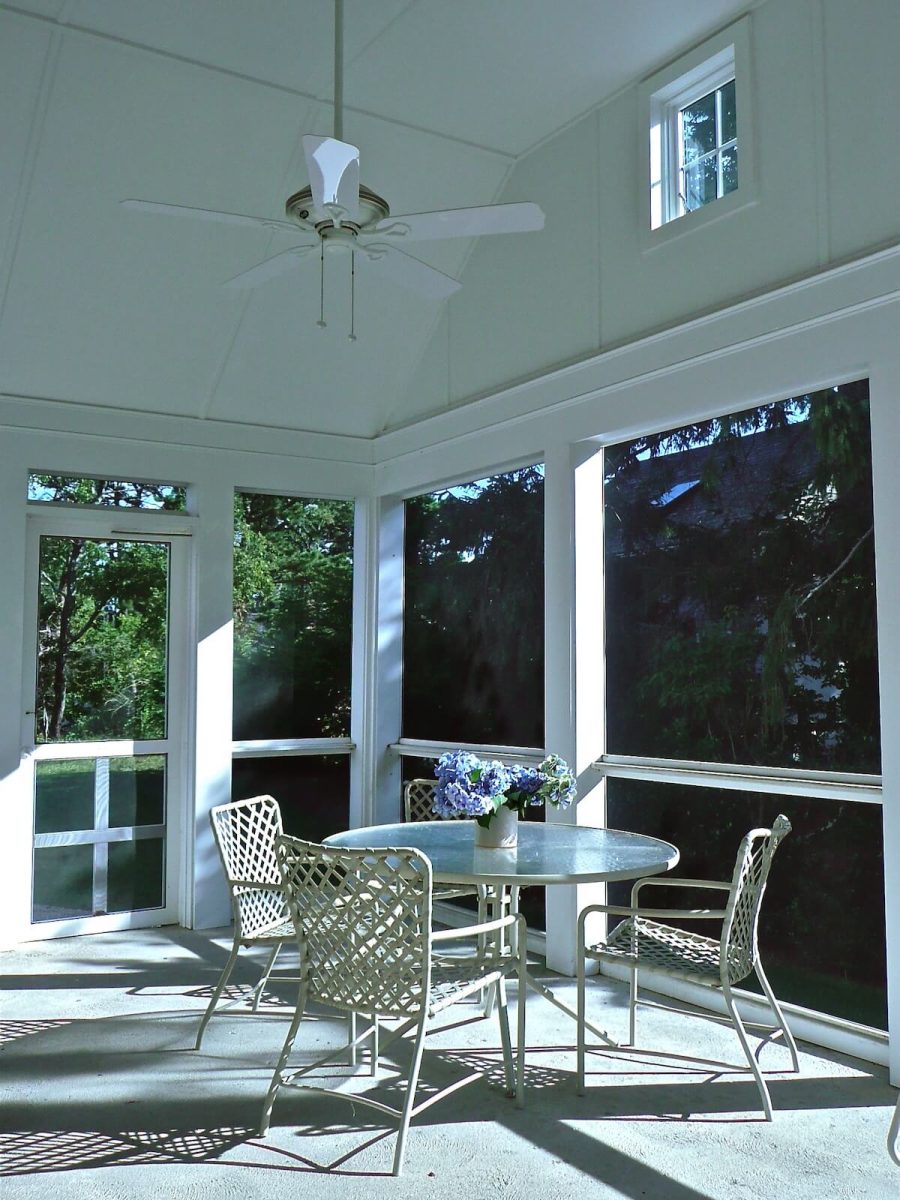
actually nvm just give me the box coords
[1,926,898,1199]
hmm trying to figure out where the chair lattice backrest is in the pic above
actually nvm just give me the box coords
[276,835,433,1019]
[210,796,287,939]
[721,814,791,984]
[404,778,469,823]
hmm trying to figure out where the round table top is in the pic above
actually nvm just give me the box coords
[323,821,679,887]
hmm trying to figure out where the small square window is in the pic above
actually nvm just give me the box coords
[641,17,754,242]
[680,77,737,214]
[650,47,736,229]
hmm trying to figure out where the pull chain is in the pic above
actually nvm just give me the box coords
[348,252,357,341]
[316,241,326,327]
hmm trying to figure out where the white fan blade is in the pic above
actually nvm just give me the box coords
[223,245,316,289]
[372,201,545,243]
[302,135,360,219]
[121,199,298,234]
[359,243,461,300]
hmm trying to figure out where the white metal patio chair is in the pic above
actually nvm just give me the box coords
[259,833,527,1177]
[194,795,299,1050]
[577,813,799,1120]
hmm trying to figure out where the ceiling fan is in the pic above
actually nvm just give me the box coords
[121,0,545,338]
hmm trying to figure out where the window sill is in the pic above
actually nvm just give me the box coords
[641,186,759,255]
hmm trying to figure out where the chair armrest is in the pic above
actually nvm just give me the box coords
[582,903,727,920]
[632,877,731,890]
[431,912,522,943]
[231,879,284,892]
[577,885,730,944]
[631,875,730,907]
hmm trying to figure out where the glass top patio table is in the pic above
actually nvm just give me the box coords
[323,821,679,887]
[325,820,680,1047]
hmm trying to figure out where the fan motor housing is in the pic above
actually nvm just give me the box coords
[285,184,390,234]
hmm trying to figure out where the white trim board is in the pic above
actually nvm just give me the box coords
[598,960,889,1069]
[0,392,376,465]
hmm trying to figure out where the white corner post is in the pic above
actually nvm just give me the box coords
[0,439,30,946]
[543,440,607,975]
[187,473,233,929]
[350,494,404,829]
[869,362,900,1085]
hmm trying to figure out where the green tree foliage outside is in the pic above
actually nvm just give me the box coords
[28,475,185,510]
[403,466,545,748]
[232,493,354,740]
[33,476,181,744]
[605,382,879,772]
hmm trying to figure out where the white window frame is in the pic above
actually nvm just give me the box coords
[640,16,756,247]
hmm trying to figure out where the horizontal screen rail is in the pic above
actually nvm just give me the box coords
[392,738,546,765]
[34,825,166,848]
[592,754,882,804]
[232,738,354,759]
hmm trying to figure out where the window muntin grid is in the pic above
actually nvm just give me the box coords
[677,78,738,215]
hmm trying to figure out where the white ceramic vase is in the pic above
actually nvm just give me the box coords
[475,804,518,848]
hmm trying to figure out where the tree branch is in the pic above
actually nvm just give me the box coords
[796,525,874,614]
[70,602,107,645]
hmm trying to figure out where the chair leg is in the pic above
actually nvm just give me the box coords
[391,1014,429,1177]
[494,975,515,1098]
[576,934,586,1095]
[722,978,774,1121]
[628,964,638,1047]
[250,943,281,1012]
[755,960,800,1072]
[888,1094,900,1167]
[476,885,489,1012]
[515,916,526,1107]
[259,986,308,1136]
[347,1011,378,1072]
[369,1012,379,1077]
[508,887,521,956]
[482,886,509,1019]
[195,937,241,1050]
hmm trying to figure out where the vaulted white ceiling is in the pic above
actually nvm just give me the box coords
[0,0,750,441]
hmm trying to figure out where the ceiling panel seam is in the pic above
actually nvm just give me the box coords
[0,17,62,343]
[377,154,521,434]
[344,0,420,69]
[198,97,331,422]
[0,2,515,162]
[510,0,770,163]
[810,0,831,267]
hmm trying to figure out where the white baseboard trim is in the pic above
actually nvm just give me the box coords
[597,959,888,1067]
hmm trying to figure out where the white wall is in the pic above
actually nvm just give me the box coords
[401,0,900,424]
[823,0,900,261]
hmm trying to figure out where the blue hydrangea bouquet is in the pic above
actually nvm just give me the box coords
[433,750,576,831]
